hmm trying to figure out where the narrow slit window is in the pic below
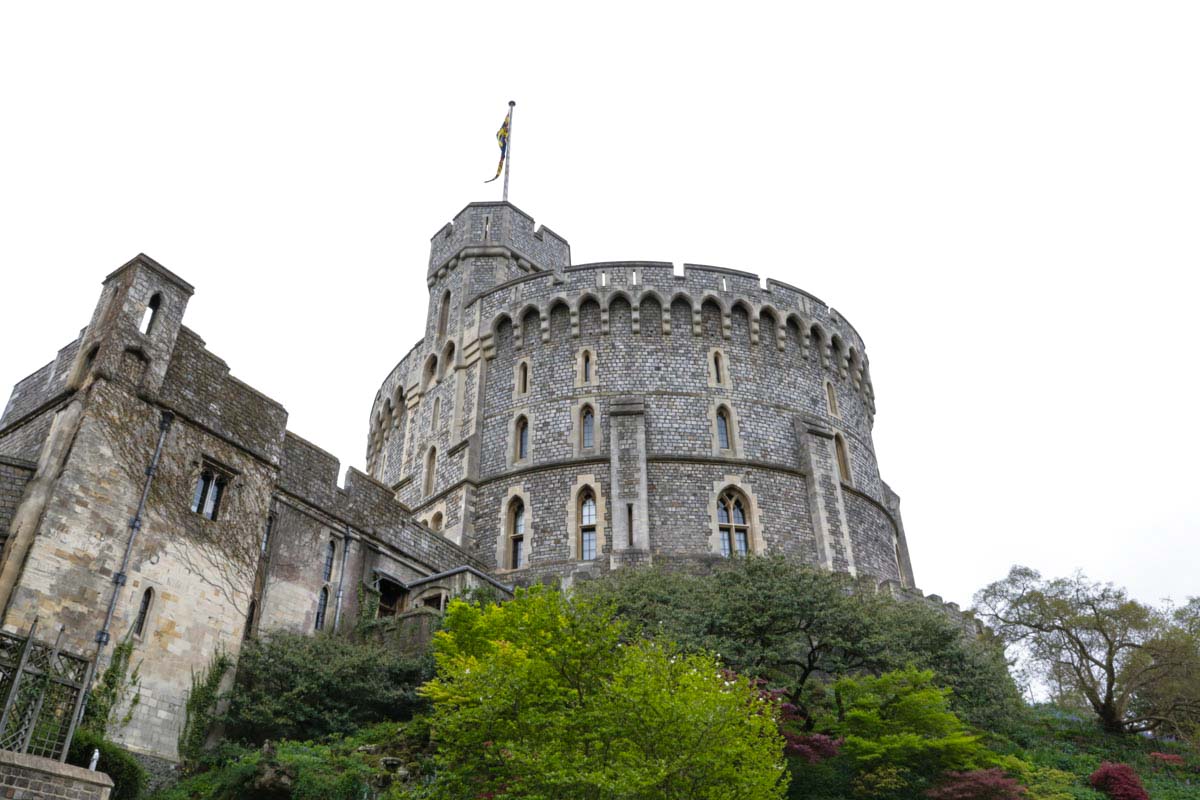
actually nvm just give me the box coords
[581,407,594,449]
[518,362,529,394]
[580,490,597,560]
[516,416,529,461]
[323,539,336,582]
[826,382,839,417]
[509,498,525,569]
[139,293,161,336]
[631,269,638,285]
[717,409,731,450]
[721,277,728,291]
[626,503,634,548]
[432,397,442,428]
[424,447,437,496]
[437,290,451,337]
[835,435,852,484]
[601,271,608,287]
[315,587,329,631]
[713,352,723,384]
[582,351,592,384]
[133,587,154,637]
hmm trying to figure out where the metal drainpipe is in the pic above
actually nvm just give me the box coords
[94,410,174,657]
[331,524,351,632]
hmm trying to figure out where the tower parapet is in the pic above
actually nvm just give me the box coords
[372,204,911,590]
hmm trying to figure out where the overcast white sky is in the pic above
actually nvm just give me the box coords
[1,2,1196,612]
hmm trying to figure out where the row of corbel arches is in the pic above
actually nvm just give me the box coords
[481,290,876,406]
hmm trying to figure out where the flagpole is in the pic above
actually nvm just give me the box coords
[502,100,515,202]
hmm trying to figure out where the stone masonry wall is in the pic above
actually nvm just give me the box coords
[0,456,35,550]
[0,750,113,800]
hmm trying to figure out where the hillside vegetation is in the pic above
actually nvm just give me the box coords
[148,559,1199,800]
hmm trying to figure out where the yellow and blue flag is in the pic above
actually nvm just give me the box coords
[484,107,512,183]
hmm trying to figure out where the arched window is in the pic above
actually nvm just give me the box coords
[580,406,595,450]
[323,539,336,582]
[423,355,439,390]
[826,381,839,417]
[430,512,444,532]
[518,362,529,394]
[717,490,750,557]
[243,600,256,641]
[133,587,154,637]
[424,447,437,496]
[437,290,451,338]
[716,408,732,451]
[315,587,329,631]
[508,498,525,569]
[713,351,723,385]
[515,416,529,461]
[579,490,597,560]
[835,434,852,484]
[432,397,442,428]
[139,293,161,336]
[582,351,592,383]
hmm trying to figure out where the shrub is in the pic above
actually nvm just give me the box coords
[924,769,1026,800]
[67,728,147,800]
[1088,762,1149,800]
[223,631,432,745]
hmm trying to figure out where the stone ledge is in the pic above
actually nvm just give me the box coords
[0,748,114,789]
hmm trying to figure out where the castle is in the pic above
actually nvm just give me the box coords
[0,200,915,763]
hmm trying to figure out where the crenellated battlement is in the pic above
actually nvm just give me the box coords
[428,201,571,279]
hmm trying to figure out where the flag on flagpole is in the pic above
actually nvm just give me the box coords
[484,107,513,183]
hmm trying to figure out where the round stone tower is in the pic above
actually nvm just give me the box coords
[368,202,915,588]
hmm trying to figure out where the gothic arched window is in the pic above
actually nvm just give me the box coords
[437,289,451,338]
[582,350,592,383]
[581,406,595,450]
[424,447,437,496]
[508,498,526,569]
[826,381,839,418]
[323,539,336,582]
[717,489,750,557]
[716,407,732,451]
[515,416,529,461]
[315,587,329,631]
[518,362,529,394]
[835,434,852,485]
[579,489,597,560]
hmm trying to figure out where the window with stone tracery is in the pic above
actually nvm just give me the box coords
[717,489,750,557]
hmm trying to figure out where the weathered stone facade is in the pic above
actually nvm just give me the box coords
[0,198,930,766]
[0,255,507,761]
[368,202,916,589]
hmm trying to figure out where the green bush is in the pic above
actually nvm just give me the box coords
[223,631,433,745]
[67,728,147,800]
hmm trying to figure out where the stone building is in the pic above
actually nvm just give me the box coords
[0,254,505,762]
[368,201,916,589]
[0,197,920,765]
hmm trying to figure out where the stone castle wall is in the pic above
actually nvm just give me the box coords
[368,202,914,589]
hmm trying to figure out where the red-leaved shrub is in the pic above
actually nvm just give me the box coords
[1088,762,1149,800]
[924,769,1026,800]
[1149,751,1184,768]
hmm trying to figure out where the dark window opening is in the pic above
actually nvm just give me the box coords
[191,468,228,520]
[315,587,329,631]
[323,539,336,582]
[626,503,634,548]
[133,587,154,637]
[243,600,256,641]
[378,578,405,617]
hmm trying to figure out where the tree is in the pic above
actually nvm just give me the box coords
[222,631,432,745]
[974,566,1200,735]
[824,668,996,798]
[582,558,1021,731]
[421,586,788,800]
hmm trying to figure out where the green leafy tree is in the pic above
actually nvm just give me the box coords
[222,631,432,745]
[583,558,1021,731]
[974,566,1200,735]
[421,585,788,799]
[823,668,997,798]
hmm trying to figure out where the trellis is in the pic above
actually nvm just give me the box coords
[0,618,93,761]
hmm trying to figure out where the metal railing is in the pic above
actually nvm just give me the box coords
[0,618,93,761]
